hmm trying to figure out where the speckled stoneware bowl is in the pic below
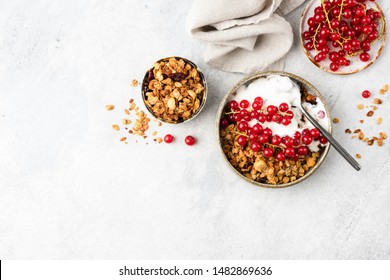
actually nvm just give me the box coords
[141,56,207,124]
[300,0,387,75]
[216,71,332,188]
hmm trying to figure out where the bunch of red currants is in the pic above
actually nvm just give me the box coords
[220,98,328,161]
[302,0,383,72]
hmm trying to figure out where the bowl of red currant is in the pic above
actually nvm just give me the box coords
[217,71,332,188]
[300,0,387,74]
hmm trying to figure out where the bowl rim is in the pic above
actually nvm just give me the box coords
[299,0,387,75]
[141,56,208,124]
[215,71,333,188]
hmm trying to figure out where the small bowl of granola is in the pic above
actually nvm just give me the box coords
[217,71,332,188]
[141,57,207,124]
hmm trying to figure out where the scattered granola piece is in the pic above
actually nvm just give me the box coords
[332,117,340,124]
[374,98,383,105]
[129,103,136,110]
[129,99,134,104]
[384,84,389,92]
[131,79,138,87]
[124,109,130,115]
[158,121,162,127]
[360,120,364,124]
[356,154,361,159]
[376,117,383,125]
[120,137,126,142]
[345,129,352,134]
[122,119,131,125]
[106,105,115,111]
[112,124,120,131]
[377,139,384,147]
[380,132,387,139]
[357,104,364,110]
[358,132,364,140]
[368,139,374,146]
[156,137,163,143]
[152,131,157,136]
[379,89,385,95]
[367,110,374,117]
[354,129,361,134]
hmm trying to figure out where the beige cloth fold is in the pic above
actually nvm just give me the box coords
[186,0,306,73]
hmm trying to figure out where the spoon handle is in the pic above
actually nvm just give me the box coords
[301,106,361,171]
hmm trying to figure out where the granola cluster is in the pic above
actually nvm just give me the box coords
[220,124,321,185]
[143,57,206,123]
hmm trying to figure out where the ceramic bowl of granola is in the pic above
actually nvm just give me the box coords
[217,71,332,188]
[142,57,207,124]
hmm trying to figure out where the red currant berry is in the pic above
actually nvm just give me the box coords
[294,131,301,140]
[254,97,264,106]
[249,133,258,142]
[263,128,273,137]
[271,135,282,146]
[272,114,282,123]
[283,136,294,148]
[259,134,269,144]
[237,135,247,146]
[185,135,196,146]
[310,128,320,139]
[279,102,289,112]
[251,142,262,152]
[297,146,309,156]
[362,90,371,98]
[263,148,274,158]
[252,123,263,134]
[240,109,249,117]
[164,134,174,143]
[220,118,229,128]
[267,105,277,115]
[233,113,242,122]
[250,110,258,119]
[284,147,295,157]
[302,128,310,136]
[238,121,249,131]
[229,100,239,110]
[330,62,339,72]
[252,101,262,110]
[240,100,250,109]
[281,116,291,126]
[359,52,370,62]
[302,135,313,145]
[276,152,286,161]
[257,113,266,123]
[319,136,328,144]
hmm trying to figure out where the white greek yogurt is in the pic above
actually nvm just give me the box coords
[232,74,329,152]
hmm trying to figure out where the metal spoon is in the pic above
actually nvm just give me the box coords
[293,99,361,171]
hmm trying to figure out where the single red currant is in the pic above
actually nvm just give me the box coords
[276,152,286,161]
[238,121,249,131]
[279,103,289,112]
[237,136,247,146]
[164,134,174,143]
[251,142,262,152]
[362,90,371,98]
[271,135,282,146]
[297,146,309,156]
[220,118,229,128]
[319,136,328,144]
[263,148,274,158]
[310,128,320,139]
[302,135,313,145]
[267,105,277,115]
[240,100,250,109]
[229,100,239,110]
[185,135,196,146]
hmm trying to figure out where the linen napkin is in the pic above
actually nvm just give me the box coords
[186,0,306,73]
